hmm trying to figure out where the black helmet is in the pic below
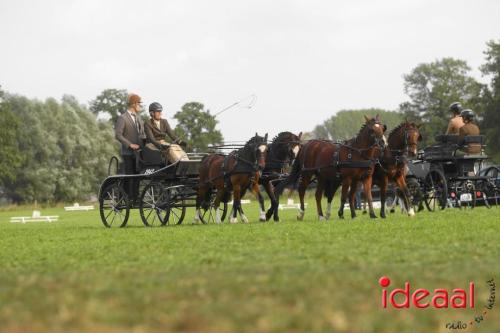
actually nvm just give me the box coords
[149,102,163,116]
[460,109,474,122]
[449,102,462,114]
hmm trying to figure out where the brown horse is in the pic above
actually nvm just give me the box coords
[195,133,268,224]
[254,131,302,222]
[276,115,386,220]
[373,121,422,218]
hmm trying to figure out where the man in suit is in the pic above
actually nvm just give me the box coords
[145,102,188,163]
[115,93,146,199]
[458,109,481,154]
[445,102,465,135]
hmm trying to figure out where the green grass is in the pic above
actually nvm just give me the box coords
[0,199,499,333]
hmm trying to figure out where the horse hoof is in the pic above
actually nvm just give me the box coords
[380,213,386,219]
[230,217,238,224]
[389,209,395,213]
[318,215,326,221]
[408,208,416,217]
[362,211,368,215]
[370,214,378,219]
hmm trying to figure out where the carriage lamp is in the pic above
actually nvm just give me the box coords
[476,191,482,198]
[450,192,456,198]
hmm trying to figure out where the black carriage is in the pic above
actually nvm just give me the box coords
[405,135,498,211]
[98,145,228,227]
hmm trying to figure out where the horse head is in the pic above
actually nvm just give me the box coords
[363,114,386,148]
[405,122,422,157]
[249,132,268,170]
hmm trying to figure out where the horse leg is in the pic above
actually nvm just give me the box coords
[263,182,279,222]
[325,180,338,220]
[363,176,377,219]
[251,181,266,221]
[194,185,206,224]
[297,174,310,221]
[348,180,358,219]
[395,175,415,217]
[230,184,240,223]
[315,178,326,221]
[338,177,351,219]
[214,189,225,224]
[379,177,387,219]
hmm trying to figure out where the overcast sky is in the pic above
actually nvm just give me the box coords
[1,0,499,140]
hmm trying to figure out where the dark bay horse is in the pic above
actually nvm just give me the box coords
[276,115,386,220]
[254,131,302,222]
[373,121,422,218]
[195,133,268,224]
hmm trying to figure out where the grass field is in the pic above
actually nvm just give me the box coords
[0,198,499,333]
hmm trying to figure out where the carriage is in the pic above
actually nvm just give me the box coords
[405,134,498,211]
[98,145,228,227]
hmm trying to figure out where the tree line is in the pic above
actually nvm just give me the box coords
[313,40,500,162]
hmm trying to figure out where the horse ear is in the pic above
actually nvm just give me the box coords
[383,124,387,132]
[375,114,380,121]
[364,115,370,122]
[255,132,258,137]
[416,123,422,129]
[264,133,268,141]
[298,131,302,140]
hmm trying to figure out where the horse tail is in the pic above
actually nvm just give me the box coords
[275,157,302,196]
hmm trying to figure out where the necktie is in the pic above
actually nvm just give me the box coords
[131,113,140,133]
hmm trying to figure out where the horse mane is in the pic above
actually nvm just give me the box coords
[271,131,294,143]
[388,122,406,141]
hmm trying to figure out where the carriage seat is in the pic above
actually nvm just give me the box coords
[456,135,485,156]
[140,143,166,167]
[434,134,461,144]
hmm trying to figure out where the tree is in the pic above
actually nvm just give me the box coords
[3,93,117,203]
[480,40,500,162]
[312,109,403,141]
[89,88,128,124]
[399,58,486,145]
[173,102,223,152]
[0,86,24,187]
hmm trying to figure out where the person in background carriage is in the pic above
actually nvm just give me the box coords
[144,102,189,163]
[459,109,481,154]
[445,102,465,135]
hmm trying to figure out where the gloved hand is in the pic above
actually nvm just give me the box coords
[160,143,170,150]
[178,140,187,148]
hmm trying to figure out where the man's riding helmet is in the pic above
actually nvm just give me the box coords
[149,102,163,117]
[460,109,475,122]
[449,102,462,115]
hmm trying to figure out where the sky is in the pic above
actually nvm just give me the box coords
[1,0,499,141]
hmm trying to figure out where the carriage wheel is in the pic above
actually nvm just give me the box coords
[200,193,228,224]
[406,177,424,212]
[424,169,448,211]
[99,182,130,228]
[164,187,186,225]
[139,182,168,227]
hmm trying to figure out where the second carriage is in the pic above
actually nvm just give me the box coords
[405,134,499,211]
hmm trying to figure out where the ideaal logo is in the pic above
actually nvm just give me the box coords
[378,276,496,330]
[379,276,474,309]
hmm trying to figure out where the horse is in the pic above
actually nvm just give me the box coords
[194,133,268,224]
[372,121,422,218]
[275,115,386,220]
[253,131,302,222]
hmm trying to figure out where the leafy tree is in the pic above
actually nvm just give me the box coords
[480,40,500,162]
[0,86,24,187]
[89,88,128,124]
[312,109,403,141]
[173,102,223,152]
[3,93,117,203]
[399,58,486,145]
